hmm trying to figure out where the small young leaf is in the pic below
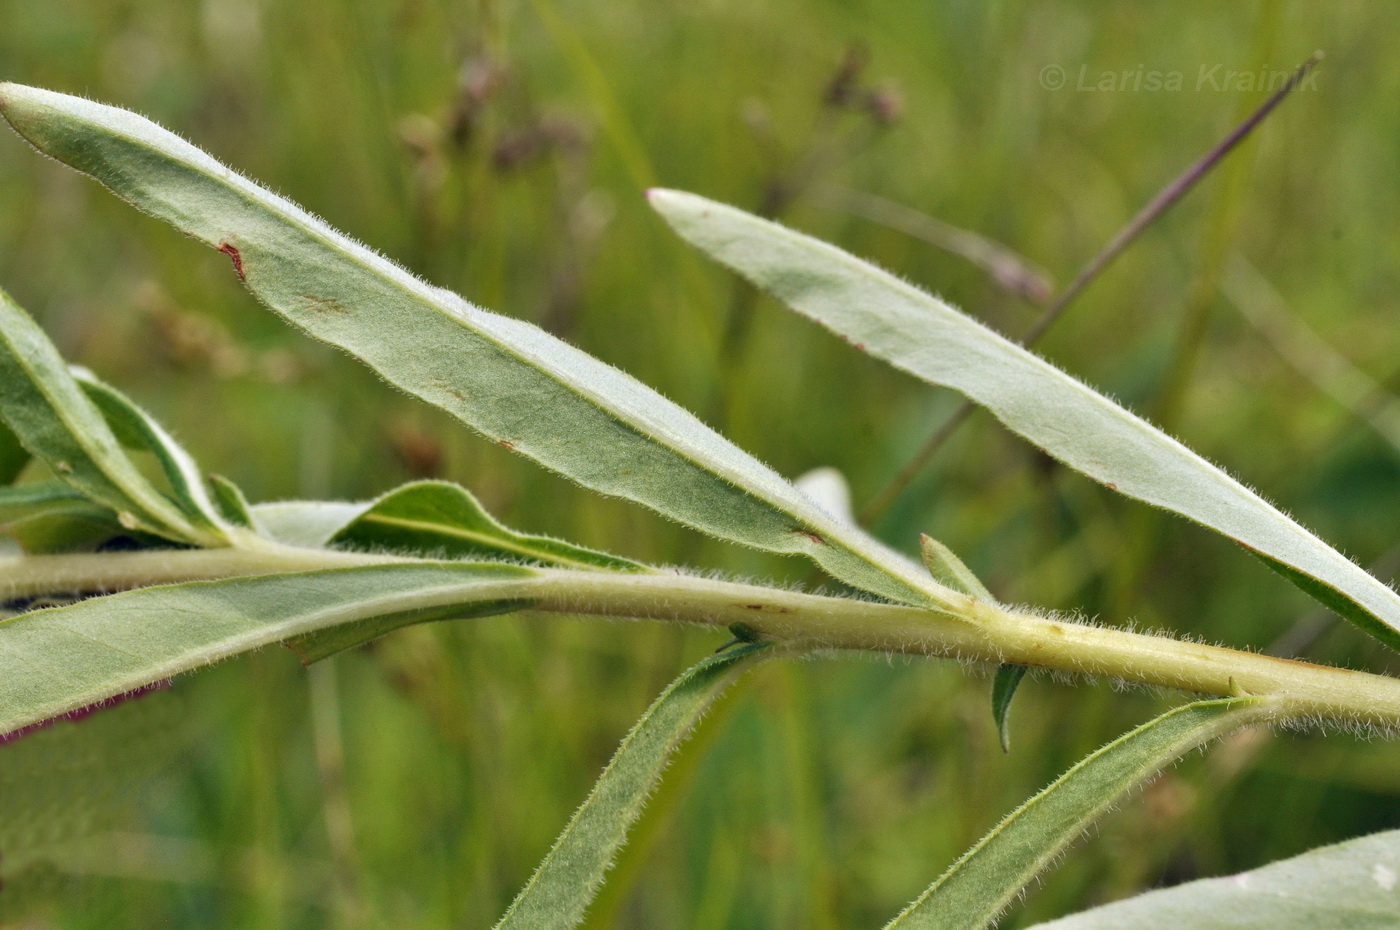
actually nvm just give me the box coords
[652,189,1400,654]
[990,664,1028,754]
[328,480,645,571]
[918,533,1024,751]
[0,85,953,613]
[1028,828,1400,929]
[884,697,1268,930]
[208,474,254,528]
[73,368,230,536]
[0,288,224,547]
[494,643,772,930]
[0,562,539,738]
[919,533,994,602]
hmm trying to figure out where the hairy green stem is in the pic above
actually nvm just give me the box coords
[5,546,1399,728]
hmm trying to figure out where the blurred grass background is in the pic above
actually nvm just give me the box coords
[2,0,1400,926]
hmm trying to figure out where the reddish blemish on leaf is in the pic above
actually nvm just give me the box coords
[0,679,171,744]
[499,440,516,451]
[792,528,827,546]
[218,242,246,281]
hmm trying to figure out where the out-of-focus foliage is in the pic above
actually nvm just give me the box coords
[1,1,1398,927]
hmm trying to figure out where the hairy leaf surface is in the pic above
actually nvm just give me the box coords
[652,189,1400,652]
[884,697,1265,930]
[0,562,540,737]
[0,85,951,612]
[1030,828,1400,929]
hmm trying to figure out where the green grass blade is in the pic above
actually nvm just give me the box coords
[73,368,229,536]
[494,643,772,930]
[0,84,953,612]
[328,480,646,571]
[1028,828,1400,928]
[0,288,224,547]
[884,697,1267,930]
[652,190,1400,653]
[0,562,538,737]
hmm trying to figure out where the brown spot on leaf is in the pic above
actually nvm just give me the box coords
[793,529,827,546]
[499,440,516,451]
[301,294,348,315]
[218,242,246,281]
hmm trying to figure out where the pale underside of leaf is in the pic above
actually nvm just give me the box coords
[0,85,954,613]
[650,189,1400,652]
[883,697,1267,930]
[494,643,772,930]
[0,562,539,737]
[1029,827,1400,929]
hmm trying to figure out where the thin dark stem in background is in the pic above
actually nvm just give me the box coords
[858,51,1323,526]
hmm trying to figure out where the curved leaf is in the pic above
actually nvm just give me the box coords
[0,480,125,553]
[495,643,772,930]
[0,562,540,737]
[329,480,645,571]
[0,84,953,612]
[0,288,224,547]
[651,189,1400,652]
[884,697,1267,930]
[73,368,229,536]
[1029,828,1400,929]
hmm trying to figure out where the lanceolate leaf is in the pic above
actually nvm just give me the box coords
[73,368,229,536]
[0,562,539,737]
[328,480,645,571]
[0,85,952,613]
[652,190,1400,653]
[989,665,1027,754]
[0,288,225,548]
[494,643,773,930]
[883,697,1267,930]
[1027,828,1400,929]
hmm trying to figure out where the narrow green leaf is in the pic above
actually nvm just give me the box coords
[73,367,229,536]
[208,474,254,527]
[1029,828,1400,929]
[0,288,224,547]
[919,533,994,602]
[0,562,538,737]
[0,85,952,612]
[652,190,1400,653]
[918,533,1024,751]
[884,697,1266,930]
[495,643,772,930]
[329,480,645,571]
[990,665,1027,754]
